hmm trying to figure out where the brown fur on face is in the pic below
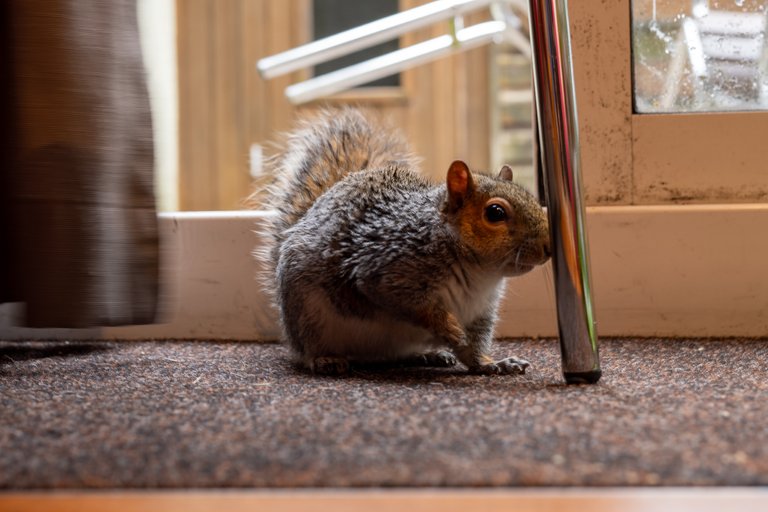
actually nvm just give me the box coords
[444,161,550,275]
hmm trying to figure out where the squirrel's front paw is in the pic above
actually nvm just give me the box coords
[471,356,529,375]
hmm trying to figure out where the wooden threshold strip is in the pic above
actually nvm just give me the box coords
[2,488,768,512]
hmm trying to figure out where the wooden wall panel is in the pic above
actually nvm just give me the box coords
[177,0,492,209]
[212,0,246,209]
[463,11,492,174]
[177,0,216,210]
[177,0,305,210]
[400,1,491,181]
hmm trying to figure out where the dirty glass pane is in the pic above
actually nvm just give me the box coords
[633,1,768,113]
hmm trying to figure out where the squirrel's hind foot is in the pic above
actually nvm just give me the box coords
[397,350,458,368]
[308,356,350,375]
[415,350,458,368]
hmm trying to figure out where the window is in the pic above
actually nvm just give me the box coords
[568,0,768,205]
[632,0,768,113]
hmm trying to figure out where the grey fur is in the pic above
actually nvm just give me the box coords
[255,108,550,374]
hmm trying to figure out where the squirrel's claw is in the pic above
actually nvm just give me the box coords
[471,356,529,375]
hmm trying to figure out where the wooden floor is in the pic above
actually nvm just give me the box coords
[3,489,768,512]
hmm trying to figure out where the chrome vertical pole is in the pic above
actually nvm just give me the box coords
[527,0,601,383]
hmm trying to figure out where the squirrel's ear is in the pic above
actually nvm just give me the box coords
[446,160,473,211]
[498,165,514,181]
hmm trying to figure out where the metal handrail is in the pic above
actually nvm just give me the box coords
[256,0,532,104]
[285,20,506,104]
[257,0,496,80]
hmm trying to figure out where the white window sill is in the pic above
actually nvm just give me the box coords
[2,204,768,340]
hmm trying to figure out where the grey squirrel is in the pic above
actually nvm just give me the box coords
[254,108,550,375]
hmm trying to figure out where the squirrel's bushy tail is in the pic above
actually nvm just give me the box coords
[253,108,418,290]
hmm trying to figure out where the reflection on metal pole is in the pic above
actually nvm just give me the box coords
[527,0,601,384]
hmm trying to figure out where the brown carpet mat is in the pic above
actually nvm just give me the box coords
[1,338,767,488]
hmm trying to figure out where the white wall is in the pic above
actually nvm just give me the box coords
[138,0,179,212]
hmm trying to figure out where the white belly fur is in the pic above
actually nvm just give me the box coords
[302,268,503,360]
[440,263,503,326]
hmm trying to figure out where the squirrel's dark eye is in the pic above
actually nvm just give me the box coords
[484,203,507,223]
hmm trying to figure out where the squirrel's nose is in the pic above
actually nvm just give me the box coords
[542,238,552,259]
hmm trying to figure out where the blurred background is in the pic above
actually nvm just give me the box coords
[140,0,539,211]
[142,0,768,212]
